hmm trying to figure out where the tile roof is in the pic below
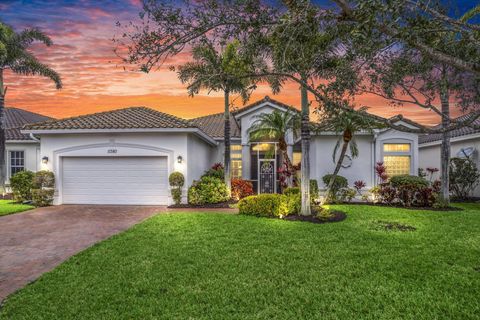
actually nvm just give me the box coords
[419,113,480,144]
[191,113,241,139]
[23,107,196,131]
[5,108,53,141]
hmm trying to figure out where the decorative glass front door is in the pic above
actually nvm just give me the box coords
[259,159,276,194]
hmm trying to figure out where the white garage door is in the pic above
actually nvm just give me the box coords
[62,157,169,205]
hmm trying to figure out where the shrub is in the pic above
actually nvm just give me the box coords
[339,188,356,203]
[169,172,185,205]
[238,194,288,217]
[449,158,480,200]
[285,192,301,215]
[322,174,348,199]
[203,163,225,180]
[188,176,229,205]
[283,187,300,196]
[390,175,428,188]
[33,170,55,189]
[10,170,35,202]
[310,179,319,201]
[231,178,254,201]
[31,189,54,207]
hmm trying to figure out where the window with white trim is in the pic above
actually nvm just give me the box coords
[231,144,242,179]
[10,151,25,177]
[382,143,412,176]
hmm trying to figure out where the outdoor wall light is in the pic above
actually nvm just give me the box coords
[177,155,183,163]
[42,156,49,164]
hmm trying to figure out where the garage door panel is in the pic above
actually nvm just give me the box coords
[62,157,169,205]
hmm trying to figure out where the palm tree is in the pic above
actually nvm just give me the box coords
[0,22,62,188]
[178,40,254,193]
[249,110,300,189]
[318,106,380,203]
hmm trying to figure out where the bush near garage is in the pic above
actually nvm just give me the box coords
[31,171,55,207]
[10,170,35,202]
[188,176,229,205]
[169,172,185,205]
[449,157,480,200]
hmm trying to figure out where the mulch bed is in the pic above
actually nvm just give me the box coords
[168,200,236,209]
[343,202,463,211]
[283,211,347,224]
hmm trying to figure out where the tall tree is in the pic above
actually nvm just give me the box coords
[0,22,61,188]
[316,104,380,203]
[249,110,300,189]
[177,41,254,192]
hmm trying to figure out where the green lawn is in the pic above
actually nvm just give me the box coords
[0,199,34,217]
[1,204,480,319]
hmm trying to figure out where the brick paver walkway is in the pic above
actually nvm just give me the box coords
[0,205,163,302]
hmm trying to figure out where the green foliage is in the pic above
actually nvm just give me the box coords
[390,175,429,188]
[310,179,319,200]
[203,167,224,180]
[169,172,185,205]
[31,189,54,207]
[238,194,288,217]
[33,170,55,188]
[249,110,300,142]
[322,174,348,197]
[283,187,300,196]
[339,188,357,203]
[449,158,480,199]
[188,176,229,205]
[169,172,185,188]
[285,193,301,215]
[10,170,35,202]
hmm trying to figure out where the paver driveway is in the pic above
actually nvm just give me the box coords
[0,205,163,302]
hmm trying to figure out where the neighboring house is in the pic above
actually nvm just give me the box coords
[419,113,480,197]
[22,96,422,205]
[5,107,53,185]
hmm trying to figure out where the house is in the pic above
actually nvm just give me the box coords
[4,107,53,185]
[419,113,480,197]
[21,96,422,205]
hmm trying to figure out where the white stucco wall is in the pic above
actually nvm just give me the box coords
[376,128,419,176]
[5,142,40,183]
[419,135,480,197]
[187,134,216,184]
[36,132,212,204]
[311,135,375,190]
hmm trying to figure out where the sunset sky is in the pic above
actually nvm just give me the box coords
[1,0,477,124]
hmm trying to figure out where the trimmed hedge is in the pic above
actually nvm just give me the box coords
[390,175,428,188]
[10,171,35,202]
[239,194,289,217]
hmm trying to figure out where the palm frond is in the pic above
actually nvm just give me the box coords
[15,28,52,47]
[10,52,62,89]
[349,139,359,159]
[332,138,341,163]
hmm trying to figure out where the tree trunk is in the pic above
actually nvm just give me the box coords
[224,89,231,196]
[439,71,450,205]
[323,139,349,204]
[300,80,311,215]
[278,137,294,188]
[0,69,6,193]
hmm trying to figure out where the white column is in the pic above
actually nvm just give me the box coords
[242,144,251,180]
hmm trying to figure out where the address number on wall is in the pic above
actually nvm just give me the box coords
[107,149,118,154]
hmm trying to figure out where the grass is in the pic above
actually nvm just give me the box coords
[0,199,34,217]
[1,204,480,319]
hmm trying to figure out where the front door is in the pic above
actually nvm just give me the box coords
[259,159,276,194]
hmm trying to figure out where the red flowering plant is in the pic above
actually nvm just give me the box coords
[231,178,254,201]
[353,180,366,196]
[375,162,389,184]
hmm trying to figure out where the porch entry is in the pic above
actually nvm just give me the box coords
[250,142,280,194]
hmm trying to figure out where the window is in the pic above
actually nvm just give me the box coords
[10,151,25,177]
[293,152,302,166]
[383,143,410,152]
[383,156,411,176]
[231,144,242,179]
[382,142,412,177]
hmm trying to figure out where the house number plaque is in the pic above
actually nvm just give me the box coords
[107,149,118,154]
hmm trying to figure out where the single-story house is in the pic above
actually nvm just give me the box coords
[419,113,480,197]
[4,107,52,186]
[21,96,422,205]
